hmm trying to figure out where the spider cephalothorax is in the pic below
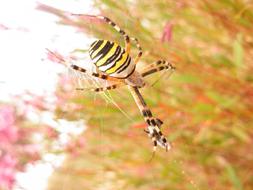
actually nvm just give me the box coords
[70,14,175,152]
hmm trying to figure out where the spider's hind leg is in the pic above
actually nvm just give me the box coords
[128,86,171,151]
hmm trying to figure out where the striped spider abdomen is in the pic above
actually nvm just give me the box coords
[89,40,135,79]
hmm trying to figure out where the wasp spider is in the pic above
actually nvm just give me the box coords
[69,14,175,152]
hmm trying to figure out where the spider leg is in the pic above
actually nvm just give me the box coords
[128,86,171,151]
[76,83,125,92]
[141,60,176,78]
[96,17,143,60]
[98,19,143,64]
[70,64,124,83]
[72,14,131,54]
[130,37,143,65]
[97,16,131,53]
[72,14,143,61]
[142,60,165,71]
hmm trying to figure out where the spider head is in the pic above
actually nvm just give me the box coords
[125,71,145,88]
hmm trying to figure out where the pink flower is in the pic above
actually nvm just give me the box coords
[23,94,47,110]
[0,106,15,128]
[0,125,18,144]
[23,144,40,155]
[161,22,173,43]
[44,126,59,139]
[70,13,105,25]
[0,106,19,144]
[46,49,66,65]
[0,154,17,190]
[22,144,41,163]
[76,137,86,149]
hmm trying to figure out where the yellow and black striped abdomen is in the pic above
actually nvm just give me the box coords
[89,40,135,79]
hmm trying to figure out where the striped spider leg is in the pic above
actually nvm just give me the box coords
[76,83,125,92]
[70,64,125,84]
[141,60,176,77]
[128,86,171,151]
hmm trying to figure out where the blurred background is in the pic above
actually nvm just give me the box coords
[0,0,253,190]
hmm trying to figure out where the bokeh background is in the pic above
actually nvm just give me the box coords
[0,0,253,190]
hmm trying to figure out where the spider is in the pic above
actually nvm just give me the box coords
[66,15,175,152]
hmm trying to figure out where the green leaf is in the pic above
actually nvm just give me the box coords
[206,91,237,109]
[231,126,250,143]
[213,54,233,67]
[233,33,244,67]
[173,73,200,84]
[225,164,243,190]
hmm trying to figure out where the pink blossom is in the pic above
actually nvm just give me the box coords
[46,49,66,64]
[0,154,17,190]
[23,94,47,110]
[36,3,68,20]
[23,144,40,155]
[0,106,15,128]
[0,125,18,144]
[44,126,59,139]
[66,137,86,158]
[71,13,104,25]
[0,106,19,143]
[76,137,86,149]
[22,144,41,163]
[161,22,173,43]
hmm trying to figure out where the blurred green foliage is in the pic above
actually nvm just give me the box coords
[44,0,253,189]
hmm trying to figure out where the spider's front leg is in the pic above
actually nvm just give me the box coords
[70,64,124,83]
[73,14,143,65]
[141,60,176,77]
[97,16,131,54]
[73,14,132,54]
[96,16,143,61]
[130,37,142,65]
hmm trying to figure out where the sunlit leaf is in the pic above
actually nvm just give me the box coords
[225,164,243,190]
[233,33,244,67]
